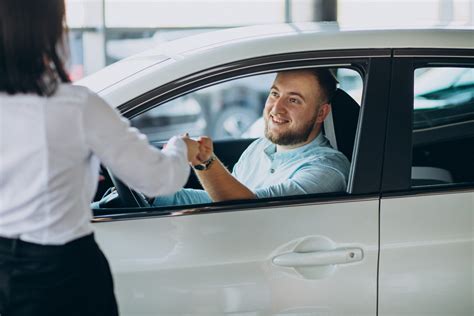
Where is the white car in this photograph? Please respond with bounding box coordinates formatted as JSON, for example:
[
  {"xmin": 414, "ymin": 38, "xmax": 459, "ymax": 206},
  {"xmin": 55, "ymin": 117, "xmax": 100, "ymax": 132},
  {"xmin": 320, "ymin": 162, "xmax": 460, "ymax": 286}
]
[{"xmin": 78, "ymin": 24, "xmax": 474, "ymax": 315}]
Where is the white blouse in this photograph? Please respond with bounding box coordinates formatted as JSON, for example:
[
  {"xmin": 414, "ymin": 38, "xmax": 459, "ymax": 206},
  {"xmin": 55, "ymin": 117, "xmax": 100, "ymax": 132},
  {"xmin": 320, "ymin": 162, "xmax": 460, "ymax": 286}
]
[{"xmin": 0, "ymin": 84, "xmax": 190, "ymax": 245}]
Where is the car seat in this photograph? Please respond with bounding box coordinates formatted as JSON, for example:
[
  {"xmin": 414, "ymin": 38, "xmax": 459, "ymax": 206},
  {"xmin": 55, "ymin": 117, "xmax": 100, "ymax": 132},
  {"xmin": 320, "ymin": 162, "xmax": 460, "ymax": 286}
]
[
  {"xmin": 323, "ymin": 88, "xmax": 360, "ymax": 162},
  {"xmin": 411, "ymin": 166, "xmax": 453, "ymax": 186}
]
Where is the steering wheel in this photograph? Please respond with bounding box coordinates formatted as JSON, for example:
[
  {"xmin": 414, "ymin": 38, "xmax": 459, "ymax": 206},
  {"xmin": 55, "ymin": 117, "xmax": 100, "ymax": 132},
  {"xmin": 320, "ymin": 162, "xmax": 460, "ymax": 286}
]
[{"xmin": 101, "ymin": 167, "xmax": 150, "ymax": 208}]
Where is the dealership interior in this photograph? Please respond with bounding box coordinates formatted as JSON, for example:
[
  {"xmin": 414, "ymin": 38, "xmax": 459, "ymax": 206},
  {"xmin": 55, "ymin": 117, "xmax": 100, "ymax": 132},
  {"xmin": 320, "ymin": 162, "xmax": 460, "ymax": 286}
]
[
  {"xmin": 67, "ymin": 0, "xmax": 473, "ymax": 79},
  {"xmin": 0, "ymin": 1, "xmax": 473, "ymax": 315}
]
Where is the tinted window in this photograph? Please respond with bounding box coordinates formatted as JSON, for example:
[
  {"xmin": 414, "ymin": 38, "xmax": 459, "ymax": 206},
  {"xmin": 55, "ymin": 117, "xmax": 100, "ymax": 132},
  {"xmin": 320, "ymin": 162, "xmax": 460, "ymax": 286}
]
[
  {"xmin": 411, "ymin": 67, "xmax": 474, "ymax": 187},
  {"xmin": 413, "ymin": 67, "xmax": 474, "ymax": 129}
]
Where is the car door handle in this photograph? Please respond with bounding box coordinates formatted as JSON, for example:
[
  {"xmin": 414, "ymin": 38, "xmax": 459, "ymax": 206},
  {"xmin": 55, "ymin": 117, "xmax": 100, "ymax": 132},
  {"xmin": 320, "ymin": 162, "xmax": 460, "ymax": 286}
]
[{"xmin": 272, "ymin": 248, "xmax": 363, "ymax": 267}]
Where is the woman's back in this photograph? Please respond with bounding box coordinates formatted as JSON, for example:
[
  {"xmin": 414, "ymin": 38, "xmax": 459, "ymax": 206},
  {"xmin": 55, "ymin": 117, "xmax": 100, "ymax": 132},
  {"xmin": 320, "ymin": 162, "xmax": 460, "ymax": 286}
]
[
  {"xmin": 0, "ymin": 2, "xmax": 200, "ymax": 314},
  {"xmin": 1, "ymin": 85, "xmax": 102, "ymax": 244},
  {"xmin": 1, "ymin": 84, "xmax": 192, "ymax": 245}
]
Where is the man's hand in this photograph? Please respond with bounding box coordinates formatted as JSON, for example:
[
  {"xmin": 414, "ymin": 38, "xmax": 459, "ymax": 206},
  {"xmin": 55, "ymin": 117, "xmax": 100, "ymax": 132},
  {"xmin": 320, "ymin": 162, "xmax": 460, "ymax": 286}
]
[
  {"xmin": 192, "ymin": 135, "xmax": 256, "ymax": 202},
  {"xmin": 197, "ymin": 136, "xmax": 213, "ymax": 162}
]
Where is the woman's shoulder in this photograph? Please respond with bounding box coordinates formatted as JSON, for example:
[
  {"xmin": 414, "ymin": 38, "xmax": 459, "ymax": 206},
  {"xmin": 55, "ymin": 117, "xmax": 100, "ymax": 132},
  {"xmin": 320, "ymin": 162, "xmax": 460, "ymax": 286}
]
[
  {"xmin": 50, "ymin": 84, "xmax": 112, "ymax": 114},
  {"xmin": 55, "ymin": 84, "xmax": 96, "ymax": 101}
]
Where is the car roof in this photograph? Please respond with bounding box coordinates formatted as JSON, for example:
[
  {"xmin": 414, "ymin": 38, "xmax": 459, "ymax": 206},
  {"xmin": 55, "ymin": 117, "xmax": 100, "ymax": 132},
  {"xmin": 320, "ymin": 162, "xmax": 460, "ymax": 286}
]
[{"xmin": 77, "ymin": 23, "xmax": 474, "ymax": 107}]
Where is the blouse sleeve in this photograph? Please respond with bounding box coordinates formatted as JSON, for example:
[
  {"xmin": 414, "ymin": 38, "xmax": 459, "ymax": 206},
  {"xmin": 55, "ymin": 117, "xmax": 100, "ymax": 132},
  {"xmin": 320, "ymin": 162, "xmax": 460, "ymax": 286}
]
[{"xmin": 81, "ymin": 91, "xmax": 190, "ymax": 197}]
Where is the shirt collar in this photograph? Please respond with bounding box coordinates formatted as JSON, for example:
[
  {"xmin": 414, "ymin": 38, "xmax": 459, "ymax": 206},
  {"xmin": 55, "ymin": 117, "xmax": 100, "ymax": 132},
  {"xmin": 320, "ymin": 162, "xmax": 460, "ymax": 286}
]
[{"xmin": 263, "ymin": 132, "xmax": 327, "ymax": 159}]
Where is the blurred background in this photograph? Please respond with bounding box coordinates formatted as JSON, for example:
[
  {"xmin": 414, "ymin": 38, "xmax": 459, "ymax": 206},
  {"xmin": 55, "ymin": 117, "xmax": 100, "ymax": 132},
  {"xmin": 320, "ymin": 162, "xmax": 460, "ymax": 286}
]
[{"xmin": 65, "ymin": 0, "xmax": 473, "ymax": 80}]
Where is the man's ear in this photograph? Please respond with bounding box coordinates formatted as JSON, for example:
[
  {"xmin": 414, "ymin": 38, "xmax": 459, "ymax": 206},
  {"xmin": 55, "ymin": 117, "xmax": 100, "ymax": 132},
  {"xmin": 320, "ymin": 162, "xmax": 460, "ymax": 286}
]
[{"xmin": 316, "ymin": 103, "xmax": 331, "ymax": 123}]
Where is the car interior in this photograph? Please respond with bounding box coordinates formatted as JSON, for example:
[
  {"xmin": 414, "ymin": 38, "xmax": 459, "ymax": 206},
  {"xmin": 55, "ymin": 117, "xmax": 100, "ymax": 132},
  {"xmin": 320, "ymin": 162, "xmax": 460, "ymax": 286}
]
[
  {"xmin": 322, "ymin": 88, "xmax": 360, "ymax": 162},
  {"xmin": 187, "ymin": 87, "xmax": 361, "ymax": 190},
  {"xmin": 412, "ymin": 134, "xmax": 474, "ymax": 187}
]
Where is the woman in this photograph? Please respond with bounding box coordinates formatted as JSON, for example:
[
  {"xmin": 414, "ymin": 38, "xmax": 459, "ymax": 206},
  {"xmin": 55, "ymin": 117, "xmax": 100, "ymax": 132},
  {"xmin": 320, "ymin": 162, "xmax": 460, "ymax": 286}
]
[{"xmin": 0, "ymin": 1, "xmax": 199, "ymax": 315}]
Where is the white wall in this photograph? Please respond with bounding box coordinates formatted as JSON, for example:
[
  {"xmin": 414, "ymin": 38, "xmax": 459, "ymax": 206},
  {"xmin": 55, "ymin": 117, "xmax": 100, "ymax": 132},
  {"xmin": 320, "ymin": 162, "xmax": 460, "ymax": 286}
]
[{"xmin": 66, "ymin": 0, "xmax": 473, "ymax": 28}]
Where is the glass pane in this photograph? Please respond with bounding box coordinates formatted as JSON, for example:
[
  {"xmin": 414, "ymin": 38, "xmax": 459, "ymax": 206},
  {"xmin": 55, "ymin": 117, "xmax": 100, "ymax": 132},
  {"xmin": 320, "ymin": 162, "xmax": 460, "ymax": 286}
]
[
  {"xmin": 337, "ymin": 68, "xmax": 363, "ymax": 104},
  {"xmin": 411, "ymin": 67, "xmax": 474, "ymax": 188},
  {"xmin": 414, "ymin": 67, "xmax": 474, "ymax": 129}
]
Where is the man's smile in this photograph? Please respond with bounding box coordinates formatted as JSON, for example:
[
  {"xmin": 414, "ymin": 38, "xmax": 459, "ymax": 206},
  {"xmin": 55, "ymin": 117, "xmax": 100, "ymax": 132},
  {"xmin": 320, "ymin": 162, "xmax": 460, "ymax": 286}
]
[{"xmin": 270, "ymin": 114, "xmax": 290, "ymax": 125}]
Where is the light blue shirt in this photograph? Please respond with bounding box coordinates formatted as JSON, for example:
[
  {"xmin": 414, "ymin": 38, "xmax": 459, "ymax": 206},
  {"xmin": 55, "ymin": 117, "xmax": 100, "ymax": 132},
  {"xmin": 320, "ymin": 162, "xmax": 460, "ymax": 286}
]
[{"xmin": 155, "ymin": 133, "xmax": 350, "ymax": 206}]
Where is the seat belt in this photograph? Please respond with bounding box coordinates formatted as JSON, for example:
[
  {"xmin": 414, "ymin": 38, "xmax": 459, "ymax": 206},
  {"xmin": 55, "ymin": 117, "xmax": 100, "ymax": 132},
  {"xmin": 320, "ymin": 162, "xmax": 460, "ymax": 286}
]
[{"xmin": 323, "ymin": 109, "xmax": 338, "ymax": 150}]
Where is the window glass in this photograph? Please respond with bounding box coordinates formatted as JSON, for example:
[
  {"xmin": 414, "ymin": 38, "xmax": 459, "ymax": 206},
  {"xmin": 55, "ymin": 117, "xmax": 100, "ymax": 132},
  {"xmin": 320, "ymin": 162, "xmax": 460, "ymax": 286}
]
[
  {"xmin": 411, "ymin": 67, "xmax": 474, "ymax": 188},
  {"xmin": 413, "ymin": 67, "xmax": 474, "ymax": 129}
]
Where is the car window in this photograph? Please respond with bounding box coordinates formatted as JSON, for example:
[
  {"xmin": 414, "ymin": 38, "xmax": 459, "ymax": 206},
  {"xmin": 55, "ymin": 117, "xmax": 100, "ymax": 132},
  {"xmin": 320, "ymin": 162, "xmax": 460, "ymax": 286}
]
[
  {"xmin": 411, "ymin": 66, "xmax": 474, "ymax": 188},
  {"xmin": 130, "ymin": 96, "xmax": 205, "ymax": 142},
  {"xmin": 130, "ymin": 67, "xmax": 364, "ymax": 208},
  {"xmin": 131, "ymin": 69, "xmax": 363, "ymax": 142},
  {"xmin": 413, "ymin": 67, "xmax": 474, "ymax": 129},
  {"xmin": 130, "ymin": 74, "xmax": 275, "ymax": 142}
]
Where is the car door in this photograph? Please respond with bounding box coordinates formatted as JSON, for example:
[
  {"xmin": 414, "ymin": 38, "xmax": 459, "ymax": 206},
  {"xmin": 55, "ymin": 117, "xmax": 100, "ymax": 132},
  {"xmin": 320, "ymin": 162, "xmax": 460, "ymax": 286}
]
[
  {"xmin": 379, "ymin": 49, "xmax": 474, "ymax": 315},
  {"xmin": 93, "ymin": 53, "xmax": 391, "ymax": 315}
]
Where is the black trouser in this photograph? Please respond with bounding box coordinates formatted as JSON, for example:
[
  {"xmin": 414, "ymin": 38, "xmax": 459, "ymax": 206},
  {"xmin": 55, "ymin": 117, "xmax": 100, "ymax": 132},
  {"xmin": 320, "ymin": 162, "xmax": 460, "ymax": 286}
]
[{"xmin": 0, "ymin": 233, "xmax": 119, "ymax": 316}]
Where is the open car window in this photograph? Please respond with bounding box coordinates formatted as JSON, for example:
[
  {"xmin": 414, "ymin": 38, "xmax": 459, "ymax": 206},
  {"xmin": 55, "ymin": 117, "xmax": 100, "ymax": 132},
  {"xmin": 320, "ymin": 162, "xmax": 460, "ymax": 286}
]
[
  {"xmin": 131, "ymin": 69, "xmax": 363, "ymax": 142},
  {"xmin": 126, "ymin": 67, "xmax": 364, "ymax": 209},
  {"xmin": 130, "ymin": 74, "xmax": 275, "ymax": 142}
]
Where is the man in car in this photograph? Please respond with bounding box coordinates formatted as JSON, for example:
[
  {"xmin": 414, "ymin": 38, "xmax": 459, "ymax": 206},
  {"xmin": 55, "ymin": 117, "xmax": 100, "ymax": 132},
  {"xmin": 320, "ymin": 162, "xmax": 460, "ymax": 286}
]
[{"xmin": 154, "ymin": 69, "xmax": 350, "ymax": 206}]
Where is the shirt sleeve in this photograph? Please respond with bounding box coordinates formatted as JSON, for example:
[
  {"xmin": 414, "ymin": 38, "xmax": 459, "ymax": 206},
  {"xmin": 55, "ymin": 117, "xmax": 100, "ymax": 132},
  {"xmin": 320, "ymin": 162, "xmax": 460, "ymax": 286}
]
[
  {"xmin": 81, "ymin": 91, "xmax": 190, "ymax": 197},
  {"xmin": 153, "ymin": 188, "xmax": 213, "ymax": 207},
  {"xmin": 253, "ymin": 164, "xmax": 347, "ymax": 199}
]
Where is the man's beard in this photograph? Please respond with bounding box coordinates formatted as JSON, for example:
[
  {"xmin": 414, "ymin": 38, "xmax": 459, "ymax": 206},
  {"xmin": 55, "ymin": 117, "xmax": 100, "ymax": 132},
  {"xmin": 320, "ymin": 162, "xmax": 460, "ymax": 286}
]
[{"xmin": 264, "ymin": 114, "xmax": 317, "ymax": 146}]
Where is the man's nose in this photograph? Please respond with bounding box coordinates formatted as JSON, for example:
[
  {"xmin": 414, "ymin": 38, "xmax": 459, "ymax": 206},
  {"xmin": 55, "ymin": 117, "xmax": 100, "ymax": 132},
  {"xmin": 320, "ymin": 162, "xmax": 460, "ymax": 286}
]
[{"xmin": 271, "ymin": 96, "xmax": 287, "ymax": 113}]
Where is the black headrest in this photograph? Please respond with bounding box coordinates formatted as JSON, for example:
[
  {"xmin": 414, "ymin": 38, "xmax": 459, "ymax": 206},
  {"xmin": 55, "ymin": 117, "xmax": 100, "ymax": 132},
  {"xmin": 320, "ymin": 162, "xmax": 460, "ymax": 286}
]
[{"xmin": 328, "ymin": 88, "xmax": 360, "ymax": 161}]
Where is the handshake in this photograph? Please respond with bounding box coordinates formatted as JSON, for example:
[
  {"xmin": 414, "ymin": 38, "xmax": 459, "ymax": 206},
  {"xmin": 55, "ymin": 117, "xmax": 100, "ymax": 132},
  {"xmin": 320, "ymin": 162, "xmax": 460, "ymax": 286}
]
[{"xmin": 180, "ymin": 134, "xmax": 214, "ymax": 168}]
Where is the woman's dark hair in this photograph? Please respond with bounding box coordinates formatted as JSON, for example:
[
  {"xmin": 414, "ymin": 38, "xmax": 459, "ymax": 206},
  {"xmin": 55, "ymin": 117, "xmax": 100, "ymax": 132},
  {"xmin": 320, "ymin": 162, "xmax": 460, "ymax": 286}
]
[{"xmin": 0, "ymin": 0, "xmax": 70, "ymax": 96}]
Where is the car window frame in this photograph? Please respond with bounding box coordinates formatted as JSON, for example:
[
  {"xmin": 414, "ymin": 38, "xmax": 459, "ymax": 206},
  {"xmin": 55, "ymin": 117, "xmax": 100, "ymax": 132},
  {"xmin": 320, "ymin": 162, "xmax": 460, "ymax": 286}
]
[
  {"xmin": 93, "ymin": 49, "xmax": 393, "ymax": 220},
  {"xmin": 381, "ymin": 48, "xmax": 474, "ymax": 197}
]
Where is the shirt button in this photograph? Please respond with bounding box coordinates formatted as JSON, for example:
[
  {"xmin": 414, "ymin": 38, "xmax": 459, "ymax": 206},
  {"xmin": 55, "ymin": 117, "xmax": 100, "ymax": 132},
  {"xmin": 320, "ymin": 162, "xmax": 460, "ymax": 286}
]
[{"xmin": 270, "ymin": 168, "xmax": 275, "ymax": 173}]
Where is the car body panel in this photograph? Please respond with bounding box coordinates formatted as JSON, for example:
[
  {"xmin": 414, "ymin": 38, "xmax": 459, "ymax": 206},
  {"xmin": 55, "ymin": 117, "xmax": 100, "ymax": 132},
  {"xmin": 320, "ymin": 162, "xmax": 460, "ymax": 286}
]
[
  {"xmin": 379, "ymin": 190, "xmax": 474, "ymax": 315},
  {"xmin": 378, "ymin": 52, "xmax": 474, "ymax": 315},
  {"xmin": 95, "ymin": 199, "xmax": 379, "ymax": 315}
]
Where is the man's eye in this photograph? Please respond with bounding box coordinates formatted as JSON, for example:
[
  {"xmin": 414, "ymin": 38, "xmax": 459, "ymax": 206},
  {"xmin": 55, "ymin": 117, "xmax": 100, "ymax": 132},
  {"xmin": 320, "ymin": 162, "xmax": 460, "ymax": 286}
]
[
  {"xmin": 270, "ymin": 91, "xmax": 278, "ymax": 97},
  {"xmin": 289, "ymin": 98, "xmax": 300, "ymax": 104}
]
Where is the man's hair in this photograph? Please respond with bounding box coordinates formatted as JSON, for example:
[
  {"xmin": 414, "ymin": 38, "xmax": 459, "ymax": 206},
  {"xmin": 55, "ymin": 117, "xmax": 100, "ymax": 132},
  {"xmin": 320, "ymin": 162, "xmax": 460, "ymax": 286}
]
[
  {"xmin": 0, "ymin": 0, "xmax": 70, "ymax": 96},
  {"xmin": 312, "ymin": 68, "xmax": 338, "ymax": 104}
]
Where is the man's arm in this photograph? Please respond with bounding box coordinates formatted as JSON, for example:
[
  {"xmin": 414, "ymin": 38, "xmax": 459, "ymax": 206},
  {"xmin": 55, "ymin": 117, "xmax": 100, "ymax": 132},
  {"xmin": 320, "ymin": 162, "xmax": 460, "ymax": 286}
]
[
  {"xmin": 193, "ymin": 137, "xmax": 256, "ymax": 202},
  {"xmin": 253, "ymin": 165, "xmax": 347, "ymax": 198}
]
